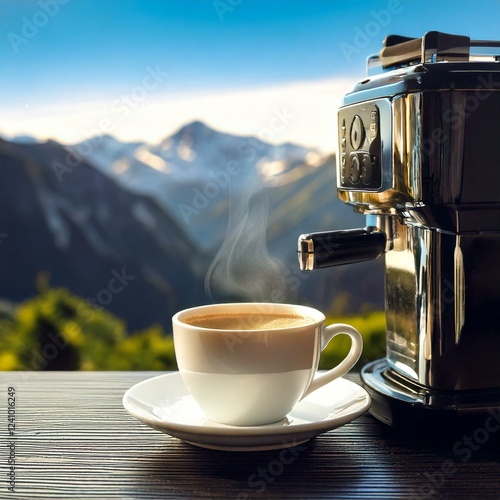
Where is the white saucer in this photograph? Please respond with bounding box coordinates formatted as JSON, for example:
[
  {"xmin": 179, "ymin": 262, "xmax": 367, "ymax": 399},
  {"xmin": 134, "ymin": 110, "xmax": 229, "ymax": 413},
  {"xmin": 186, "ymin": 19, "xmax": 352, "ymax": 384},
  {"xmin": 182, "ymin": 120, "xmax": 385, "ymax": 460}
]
[{"xmin": 123, "ymin": 372, "xmax": 371, "ymax": 452}]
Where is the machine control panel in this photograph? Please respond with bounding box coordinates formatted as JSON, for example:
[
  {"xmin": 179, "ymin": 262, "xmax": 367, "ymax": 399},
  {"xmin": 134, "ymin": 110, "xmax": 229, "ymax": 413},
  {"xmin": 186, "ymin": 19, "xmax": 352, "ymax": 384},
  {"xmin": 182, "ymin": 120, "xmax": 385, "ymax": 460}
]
[{"xmin": 338, "ymin": 103, "xmax": 382, "ymax": 190}]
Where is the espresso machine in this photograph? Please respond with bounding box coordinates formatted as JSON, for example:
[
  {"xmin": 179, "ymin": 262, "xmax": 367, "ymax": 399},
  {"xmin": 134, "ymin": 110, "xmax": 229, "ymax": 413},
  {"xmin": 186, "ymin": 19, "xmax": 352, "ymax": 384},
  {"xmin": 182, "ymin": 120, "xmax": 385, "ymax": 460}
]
[{"xmin": 298, "ymin": 32, "xmax": 500, "ymax": 429}]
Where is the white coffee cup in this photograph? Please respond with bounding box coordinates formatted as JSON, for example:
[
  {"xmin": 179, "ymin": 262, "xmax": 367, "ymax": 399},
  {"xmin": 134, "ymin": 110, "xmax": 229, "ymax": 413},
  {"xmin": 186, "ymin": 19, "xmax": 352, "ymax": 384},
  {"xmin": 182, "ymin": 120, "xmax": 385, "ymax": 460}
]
[{"xmin": 172, "ymin": 302, "xmax": 363, "ymax": 426}]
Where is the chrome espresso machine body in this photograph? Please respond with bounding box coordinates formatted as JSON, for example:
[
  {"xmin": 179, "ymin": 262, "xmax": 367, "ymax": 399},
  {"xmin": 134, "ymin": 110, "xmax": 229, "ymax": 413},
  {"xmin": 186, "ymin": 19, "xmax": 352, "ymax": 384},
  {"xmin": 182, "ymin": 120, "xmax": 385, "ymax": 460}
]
[{"xmin": 298, "ymin": 32, "xmax": 500, "ymax": 429}]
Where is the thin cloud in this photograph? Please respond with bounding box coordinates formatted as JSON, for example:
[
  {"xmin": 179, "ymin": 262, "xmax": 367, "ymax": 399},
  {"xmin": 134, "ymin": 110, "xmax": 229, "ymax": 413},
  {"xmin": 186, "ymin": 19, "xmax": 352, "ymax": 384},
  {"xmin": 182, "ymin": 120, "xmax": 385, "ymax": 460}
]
[{"xmin": 0, "ymin": 77, "xmax": 356, "ymax": 152}]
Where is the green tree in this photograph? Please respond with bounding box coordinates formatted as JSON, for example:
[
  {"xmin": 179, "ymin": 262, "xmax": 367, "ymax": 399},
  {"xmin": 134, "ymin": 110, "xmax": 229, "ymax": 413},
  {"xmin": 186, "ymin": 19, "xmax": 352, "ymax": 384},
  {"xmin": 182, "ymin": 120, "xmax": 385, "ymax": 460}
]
[
  {"xmin": 0, "ymin": 286, "xmax": 385, "ymax": 372},
  {"xmin": 0, "ymin": 287, "xmax": 177, "ymax": 371}
]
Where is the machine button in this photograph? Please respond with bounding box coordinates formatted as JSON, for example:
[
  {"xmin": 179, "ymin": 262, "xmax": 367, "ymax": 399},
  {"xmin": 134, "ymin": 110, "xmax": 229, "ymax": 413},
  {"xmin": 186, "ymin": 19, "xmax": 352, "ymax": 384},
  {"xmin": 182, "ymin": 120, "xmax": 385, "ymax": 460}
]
[
  {"xmin": 349, "ymin": 154, "xmax": 361, "ymax": 184},
  {"xmin": 341, "ymin": 154, "xmax": 346, "ymax": 184},
  {"xmin": 369, "ymin": 110, "xmax": 378, "ymax": 141},
  {"xmin": 341, "ymin": 137, "xmax": 347, "ymax": 151},
  {"xmin": 361, "ymin": 154, "xmax": 373, "ymax": 184}
]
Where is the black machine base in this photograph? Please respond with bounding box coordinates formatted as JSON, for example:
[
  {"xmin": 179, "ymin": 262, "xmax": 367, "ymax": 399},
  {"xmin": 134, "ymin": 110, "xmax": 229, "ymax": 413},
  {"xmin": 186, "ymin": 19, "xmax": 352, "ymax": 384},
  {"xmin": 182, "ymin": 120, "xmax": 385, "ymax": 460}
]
[{"xmin": 361, "ymin": 359, "xmax": 500, "ymax": 435}]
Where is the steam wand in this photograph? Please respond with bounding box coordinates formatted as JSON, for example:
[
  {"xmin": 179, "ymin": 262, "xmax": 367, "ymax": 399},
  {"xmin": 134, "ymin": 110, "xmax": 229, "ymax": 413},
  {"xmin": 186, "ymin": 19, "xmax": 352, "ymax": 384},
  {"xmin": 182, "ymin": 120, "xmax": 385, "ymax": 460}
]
[{"xmin": 297, "ymin": 216, "xmax": 388, "ymax": 271}]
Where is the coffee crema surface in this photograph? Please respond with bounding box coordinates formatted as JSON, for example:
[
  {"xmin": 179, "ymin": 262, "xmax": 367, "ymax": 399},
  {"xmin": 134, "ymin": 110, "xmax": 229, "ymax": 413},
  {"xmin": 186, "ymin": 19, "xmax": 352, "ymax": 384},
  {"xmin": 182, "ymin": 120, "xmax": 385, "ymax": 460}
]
[{"xmin": 183, "ymin": 313, "xmax": 314, "ymax": 331}]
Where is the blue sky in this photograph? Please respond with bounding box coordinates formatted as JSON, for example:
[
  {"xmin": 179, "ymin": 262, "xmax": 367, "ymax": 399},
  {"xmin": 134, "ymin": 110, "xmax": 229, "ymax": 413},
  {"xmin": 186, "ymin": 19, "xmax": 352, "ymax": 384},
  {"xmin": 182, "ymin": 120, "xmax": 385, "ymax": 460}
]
[{"xmin": 1, "ymin": 0, "xmax": 499, "ymax": 150}]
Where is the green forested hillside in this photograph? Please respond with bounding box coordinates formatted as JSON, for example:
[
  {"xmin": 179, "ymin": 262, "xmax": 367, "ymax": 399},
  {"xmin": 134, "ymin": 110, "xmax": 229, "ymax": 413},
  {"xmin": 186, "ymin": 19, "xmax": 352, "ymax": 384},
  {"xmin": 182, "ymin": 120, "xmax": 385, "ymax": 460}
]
[{"xmin": 0, "ymin": 287, "xmax": 385, "ymax": 371}]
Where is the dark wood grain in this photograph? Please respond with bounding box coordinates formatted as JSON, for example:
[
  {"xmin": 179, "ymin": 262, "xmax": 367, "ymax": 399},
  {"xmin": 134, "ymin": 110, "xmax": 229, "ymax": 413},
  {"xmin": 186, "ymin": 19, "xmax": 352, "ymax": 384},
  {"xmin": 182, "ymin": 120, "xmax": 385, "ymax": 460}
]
[{"xmin": 1, "ymin": 372, "xmax": 499, "ymax": 499}]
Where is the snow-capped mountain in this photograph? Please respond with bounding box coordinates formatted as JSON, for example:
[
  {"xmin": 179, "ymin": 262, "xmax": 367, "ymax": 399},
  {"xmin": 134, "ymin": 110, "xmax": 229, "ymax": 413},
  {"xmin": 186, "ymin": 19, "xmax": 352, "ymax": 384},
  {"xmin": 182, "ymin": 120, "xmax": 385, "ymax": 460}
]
[
  {"xmin": 0, "ymin": 123, "xmax": 384, "ymax": 330},
  {"xmin": 67, "ymin": 121, "xmax": 337, "ymax": 249},
  {"xmin": 70, "ymin": 121, "xmax": 314, "ymax": 189},
  {"xmin": 68, "ymin": 121, "xmax": 384, "ymax": 310},
  {"xmin": 68, "ymin": 134, "xmax": 144, "ymax": 177}
]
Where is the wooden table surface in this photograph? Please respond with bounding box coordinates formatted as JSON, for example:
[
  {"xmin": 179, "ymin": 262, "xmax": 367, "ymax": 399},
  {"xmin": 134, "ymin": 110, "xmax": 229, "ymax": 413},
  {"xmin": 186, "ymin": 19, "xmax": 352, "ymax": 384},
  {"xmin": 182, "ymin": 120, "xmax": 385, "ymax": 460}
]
[{"xmin": 1, "ymin": 371, "xmax": 499, "ymax": 499}]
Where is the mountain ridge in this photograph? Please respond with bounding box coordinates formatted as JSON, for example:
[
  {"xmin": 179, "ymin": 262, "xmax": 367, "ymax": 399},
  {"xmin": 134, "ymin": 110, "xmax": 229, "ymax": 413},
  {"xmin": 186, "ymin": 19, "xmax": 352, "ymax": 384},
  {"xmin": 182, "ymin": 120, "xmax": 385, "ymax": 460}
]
[
  {"xmin": 0, "ymin": 122, "xmax": 384, "ymax": 330},
  {"xmin": 0, "ymin": 138, "xmax": 206, "ymax": 330}
]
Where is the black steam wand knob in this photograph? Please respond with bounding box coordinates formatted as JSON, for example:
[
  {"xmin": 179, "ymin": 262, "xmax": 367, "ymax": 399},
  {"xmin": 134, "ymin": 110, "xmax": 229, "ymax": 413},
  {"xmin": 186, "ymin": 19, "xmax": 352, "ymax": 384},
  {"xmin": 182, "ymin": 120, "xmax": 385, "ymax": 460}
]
[{"xmin": 298, "ymin": 228, "xmax": 386, "ymax": 271}]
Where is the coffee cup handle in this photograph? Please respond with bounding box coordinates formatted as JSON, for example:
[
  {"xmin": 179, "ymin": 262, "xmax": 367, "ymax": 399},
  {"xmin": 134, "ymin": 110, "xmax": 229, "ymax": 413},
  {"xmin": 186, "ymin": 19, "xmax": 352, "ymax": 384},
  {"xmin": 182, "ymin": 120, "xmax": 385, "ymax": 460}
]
[{"xmin": 301, "ymin": 324, "xmax": 363, "ymax": 399}]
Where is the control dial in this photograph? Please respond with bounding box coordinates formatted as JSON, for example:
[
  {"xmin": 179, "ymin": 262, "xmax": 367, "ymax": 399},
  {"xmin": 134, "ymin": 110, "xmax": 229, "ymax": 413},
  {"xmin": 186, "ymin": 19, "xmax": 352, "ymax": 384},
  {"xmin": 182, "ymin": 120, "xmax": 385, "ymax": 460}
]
[{"xmin": 350, "ymin": 115, "xmax": 365, "ymax": 150}]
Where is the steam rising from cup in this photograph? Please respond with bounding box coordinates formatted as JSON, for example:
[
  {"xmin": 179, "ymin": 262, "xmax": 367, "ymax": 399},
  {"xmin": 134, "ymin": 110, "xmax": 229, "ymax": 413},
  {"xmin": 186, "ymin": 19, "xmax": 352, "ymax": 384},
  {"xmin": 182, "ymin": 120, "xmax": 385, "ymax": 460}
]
[{"xmin": 204, "ymin": 172, "xmax": 288, "ymax": 303}]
